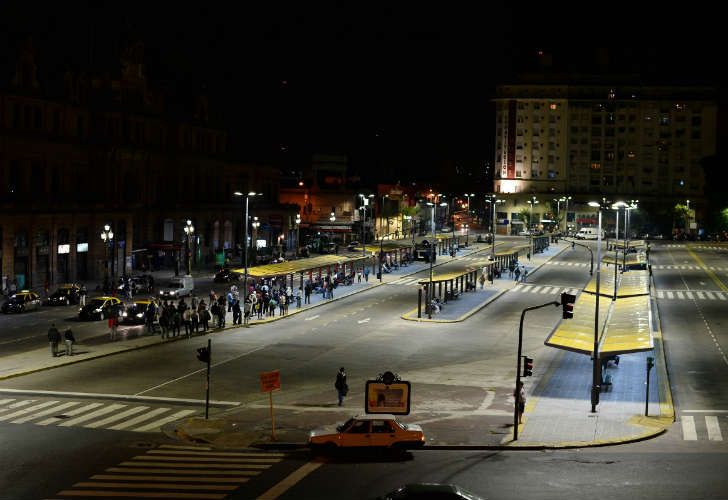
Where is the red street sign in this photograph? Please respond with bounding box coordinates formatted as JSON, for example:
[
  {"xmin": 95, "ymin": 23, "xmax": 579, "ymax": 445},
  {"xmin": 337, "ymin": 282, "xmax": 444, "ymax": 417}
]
[{"xmin": 260, "ymin": 370, "xmax": 281, "ymax": 393}]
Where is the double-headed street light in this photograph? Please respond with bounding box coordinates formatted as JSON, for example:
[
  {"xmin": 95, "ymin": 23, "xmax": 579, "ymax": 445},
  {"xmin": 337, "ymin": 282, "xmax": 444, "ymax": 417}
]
[
  {"xmin": 463, "ymin": 224, "xmax": 469, "ymax": 247},
  {"xmin": 183, "ymin": 220, "xmax": 195, "ymax": 276},
  {"xmin": 234, "ymin": 191, "xmax": 262, "ymax": 293},
  {"xmin": 588, "ymin": 199, "xmax": 608, "ymax": 412},
  {"xmin": 611, "ymin": 201, "xmax": 628, "ymax": 300},
  {"xmin": 426, "ymin": 201, "xmax": 448, "ymax": 319},
  {"xmin": 557, "ymin": 196, "xmax": 572, "ymax": 234},
  {"xmin": 358, "ymin": 194, "xmax": 374, "ymax": 257},
  {"xmin": 624, "ymin": 200, "xmax": 638, "ymax": 270},
  {"xmin": 100, "ymin": 224, "xmax": 114, "ymax": 292}
]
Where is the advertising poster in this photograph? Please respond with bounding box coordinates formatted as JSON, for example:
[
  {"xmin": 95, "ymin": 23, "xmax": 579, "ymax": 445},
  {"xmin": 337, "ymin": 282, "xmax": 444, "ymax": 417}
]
[{"xmin": 365, "ymin": 381, "xmax": 411, "ymax": 415}]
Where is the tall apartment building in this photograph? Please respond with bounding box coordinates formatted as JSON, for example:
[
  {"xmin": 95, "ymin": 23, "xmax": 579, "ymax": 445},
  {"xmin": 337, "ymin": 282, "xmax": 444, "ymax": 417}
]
[{"xmin": 492, "ymin": 83, "xmax": 716, "ymax": 234}]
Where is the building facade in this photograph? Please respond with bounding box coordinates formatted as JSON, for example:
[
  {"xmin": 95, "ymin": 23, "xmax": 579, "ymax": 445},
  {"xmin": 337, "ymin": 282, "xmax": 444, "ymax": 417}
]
[
  {"xmin": 492, "ymin": 83, "xmax": 717, "ymax": 234},
  {"xmin": 0, "ymin": 41, "xmax": 287, "ymax": 291}
]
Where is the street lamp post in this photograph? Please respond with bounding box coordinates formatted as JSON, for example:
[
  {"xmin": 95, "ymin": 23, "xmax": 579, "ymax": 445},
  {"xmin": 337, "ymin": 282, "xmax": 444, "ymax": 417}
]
[
  {"xmin": 329, "ymin": 212, "xmax": 336, "ymax": 252},
  {"xmin": 100, "ymin": 224, "xmax": 114, "ymax": 293},
  {"xmin": 464, "ymin": 224, "xmax": 469, "ymax": 247},
  {"xmin": 295, "ymin": 213, "xmax": 301, "ymax": 258},
  {"xmin": 183, "ymin": 220, "xmax": 195, "ymax": 276},
  {"xmin": 486, "ymin": 195, "xmax": 505, "ymax": 259},
  {"xmin": 426, "ymin": 202, "xmax": 447, "ymax": 319},
  {"xmin": 611, "ymin": 202, "xmax": 627, "ymax": 300},
  {"xmin": 235, "ymin": 191, "xmax": 261, "ymax": 294},
  {"xmin": 624, "ymin": 200, "xmax": 638, "ymax": 271},
  {"xmin": 588, "ymin": 200, "xmax": 606, "ymax": 412},
  {"xmin": 527, "ymin": 196, "xmax": 539, "ymax": 256}
]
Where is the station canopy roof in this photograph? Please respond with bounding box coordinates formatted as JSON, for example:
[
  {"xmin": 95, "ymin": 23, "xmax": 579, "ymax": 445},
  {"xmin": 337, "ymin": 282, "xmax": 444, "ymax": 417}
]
[
  {"xmin": 583, "ymin": 269, "xmax": 650, "ymax": 298},
  {"xmin": 231, "ymin": 254, "xmax": 370, "ymax": 278}
]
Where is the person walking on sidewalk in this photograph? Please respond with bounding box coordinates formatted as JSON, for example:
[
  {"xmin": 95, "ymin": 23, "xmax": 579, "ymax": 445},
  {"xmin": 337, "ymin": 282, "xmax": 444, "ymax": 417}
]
[
  {"xmin": 64, "ymin": 327, "xmax": 75, "ymax": 356},
  {"xmin": 364, "ymin": 267, "xmax": 370, "ymax": 283},
  {"xmin": 508, "ymin": 262, "xmax": 515, "ymax": 278},
  {"xmin": 515, "ymin": 381, "xmax": 526, "ymax": 424},
  {"xmin": 521, "ymin": 267, "xmax": 528, "ymax": 283},
  {"xmin": 514, "ymin": 266, "xmax": 521, "ymax": 282},
  {"xmin": 335, "ymin": 367, "xmax": 348, "ymax": 406},
  {"xmin": 304, "ymin": 283, "xmax": 312, "ymax": 305},
  {"xmin": 182, "ymin": 307, "xmax": 193, "ymax": 337},
  {"xmin": 48, "ymin": 323, "xmax": 61, "ymax": 357}
]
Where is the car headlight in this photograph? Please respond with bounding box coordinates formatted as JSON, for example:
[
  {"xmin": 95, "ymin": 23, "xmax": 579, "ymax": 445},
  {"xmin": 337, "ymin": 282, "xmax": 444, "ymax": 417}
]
[
  {"xmin": 94, "ymin": 308, "xmax": 102, "ymax": 313},
  {"xmin": 170, "ymin": 291, "xmax": 177, "ymax": 295},
  {"xmin": 121, "ymin": 312, "xmax": 128, "ymax": 317},
  {"xmin": 159, "ymin": 291, "xmax": 164, "ymax": 295},
  {"xmin": 136, "ymin": 312, "xmax": 144, "ymax": 318},
  {"xmin": 79, "ymin": 307, "xmax": 83, "ymax": 312}
]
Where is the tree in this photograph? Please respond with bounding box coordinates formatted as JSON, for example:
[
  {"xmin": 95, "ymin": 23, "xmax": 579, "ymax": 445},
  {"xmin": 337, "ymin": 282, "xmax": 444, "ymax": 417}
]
[
  {"xmin": 518, "ymin": 207, "xmax": 531, "ymax": 227},
  {"xmin": 672, "ymin": 203, "xmax": 691, "ymax": 232}
]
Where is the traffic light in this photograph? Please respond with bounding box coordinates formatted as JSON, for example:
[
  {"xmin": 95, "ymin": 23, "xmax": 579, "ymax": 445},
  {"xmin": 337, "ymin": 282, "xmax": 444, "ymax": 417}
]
[
  {"xmin": 196, "ymin": 347, "xmax": 210, "ymax": 363},
  {"xmin": 561, "ymin": 292, "xmax": 576, "ymax": 319},
  {"xmin": 522, "ymin": 356, "xmax": 534, "ymax": 377},
  {"xmin": 647, "ymin": 356, "xmax": 654, "ymax": 370}
]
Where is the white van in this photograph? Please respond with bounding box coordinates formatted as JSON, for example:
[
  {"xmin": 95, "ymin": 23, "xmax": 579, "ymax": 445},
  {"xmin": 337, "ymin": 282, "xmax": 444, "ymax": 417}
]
[{"xmin": 575, "ymin": 227, "xmax": 603, "ymax": 240}]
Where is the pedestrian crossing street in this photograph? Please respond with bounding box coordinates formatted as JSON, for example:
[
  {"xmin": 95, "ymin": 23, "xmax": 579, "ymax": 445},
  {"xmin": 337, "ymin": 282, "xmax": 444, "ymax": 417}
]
[
  {"xmin": 655, "ymin": 290, "xmax": 728, "ymax": 301},
  {"xmin": 652, "ymin": 264, "xmax": 728, "ymax": 271},
  {"xmin": 681, "ymin": 414, "xmax": 727, "ymax": 442},
  {"xmin": 52, "ymin": 444, "xmax": 287, "ymax": 499},
  {"xmin": 0, "ymin": 396, "xmax": 198, "ymax": 433}
]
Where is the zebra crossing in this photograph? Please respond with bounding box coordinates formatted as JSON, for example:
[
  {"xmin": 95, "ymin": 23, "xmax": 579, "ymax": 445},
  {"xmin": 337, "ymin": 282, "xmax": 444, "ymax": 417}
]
[
  {"xmin": 680, "ymin": 414, "xmax": 727, "ymax": 441},
  {"xmin": 652, "ymin": 264, "xmax": 728, "ymax": 271},
  {"xmin": 663, "ymin": 244, "xmax": 728, "ymax": 251},
  {"xmin": 53, "ymin": 444, "xmax": 287, "ymax": 499},
  {"xmin": 388, "ymin": 276, "xmax": 426, "ymax": 286},
  {"xmin": 0, "ymin": 397, "xmax": 198, "ymax": 433},
  {"xmin": 543, "ymin": 261, "xmax": 590, "ymax": 267},
  {"xmin": 655, "ymin": 290, "xmax": 728, "ymax": 301},
  {"xmin": 514, "ymin": 284, "xmax": 580, "ymax": 296}
]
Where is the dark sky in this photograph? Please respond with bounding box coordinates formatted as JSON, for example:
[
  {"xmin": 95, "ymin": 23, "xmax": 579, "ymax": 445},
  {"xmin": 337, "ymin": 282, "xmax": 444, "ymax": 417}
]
[{"xmin": 1, "ymin": 3, "xmax": 724, "ymax": 184}]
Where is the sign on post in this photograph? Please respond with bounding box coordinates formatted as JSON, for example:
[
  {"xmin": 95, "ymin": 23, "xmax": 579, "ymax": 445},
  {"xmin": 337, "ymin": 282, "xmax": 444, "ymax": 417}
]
[
  {"xmin": 260, "ymin": 370, "xmax": 280, "ymax": 441},
  {"xmin": 260, "ymin": 370, "xmax": 281, "ymax": 393},
  {"xmin": 365, "ymin": 381, "xmax": 411, "ymax": 414}
]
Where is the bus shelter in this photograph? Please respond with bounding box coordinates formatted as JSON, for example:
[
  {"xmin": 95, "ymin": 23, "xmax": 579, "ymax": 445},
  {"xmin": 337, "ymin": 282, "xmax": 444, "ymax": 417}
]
[
  {"xmin": 414, "ymin": 264, "xmax": 496, "ymax": 318},
  {"xmin": 231, "ymin": 254, "xmax": 372, "ymax": 294},
  {"xmin": 434, "ymin": 234, "xmax": 464, "ymax": 255},
  {"xmin": 347, "ymin": 241, "xmax": 415, "ymax": 268}
]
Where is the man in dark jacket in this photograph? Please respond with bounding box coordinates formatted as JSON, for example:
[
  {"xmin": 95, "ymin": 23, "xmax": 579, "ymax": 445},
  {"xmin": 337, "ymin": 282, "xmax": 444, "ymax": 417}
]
[
  {"xmin": 335, "ymin": 367, "xmax": 348, "ymax": 406},
  {"xmin": 48, "ymin": 323, "xmax": 61, "ymax": 357},
  {"xmin": 64, "ymin": 328, "xmax": 76, "ymax": 356}
]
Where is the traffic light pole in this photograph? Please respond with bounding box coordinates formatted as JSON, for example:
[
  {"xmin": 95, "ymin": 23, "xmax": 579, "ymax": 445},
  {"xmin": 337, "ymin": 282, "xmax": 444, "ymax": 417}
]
[
  {"xmin": 514, "ymin": 301, "xmax": 559, "ymax": 440},
  {"xmin": 205, "ymin": 339, "xmax": 211, "ymax": 419}
]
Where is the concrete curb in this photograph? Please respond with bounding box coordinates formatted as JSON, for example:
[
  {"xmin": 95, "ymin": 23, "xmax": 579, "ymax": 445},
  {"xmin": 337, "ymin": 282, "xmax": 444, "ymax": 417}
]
[{"xmin": 650, "ymin": 274, "xmax": 676, "ymax": 422}]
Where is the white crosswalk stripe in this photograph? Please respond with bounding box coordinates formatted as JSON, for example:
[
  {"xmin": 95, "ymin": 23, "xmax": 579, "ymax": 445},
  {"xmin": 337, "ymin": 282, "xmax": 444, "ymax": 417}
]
[
  {"xmin": 655, "ymin": 290, "xmax": 728, "ymax": 301},
  {"xmin": 681, "ymin": 415, "xmax": 726, "ymax": 441},
  {"xmin": 0, "ymin": 396, "xmax": 202, "ymax": 433},
  {"xmin": 706, "ymin": 416, "xmax": 723, "ymax": 441},
  {"xmin": 682, "ymin": 416, "xmax": 698, "ymax": 440}
]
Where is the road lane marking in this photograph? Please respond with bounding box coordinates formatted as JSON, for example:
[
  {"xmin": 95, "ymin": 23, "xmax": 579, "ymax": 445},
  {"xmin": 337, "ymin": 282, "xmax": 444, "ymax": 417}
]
[
  {"xmin": 696, "ymin": 292, "xmax": 706, "ymax": 300},
  {"xmin": 531, "ymin": 286, "xmax": 543, "ymax": 294},
  {"xmin": 73, "ymin": 482, "xmax": 237, "ymax": 491},
  {"xmin": 705, "ymin": 292, "xmax": 716, "ymax": 300},
  {"xmin": 357, "ymin": 318, "xmax": 370, "ymax": 324},
  {"xmin": 657, "ymin": 291, "xmax": 665, "ymax": 299},
  {"xmin": 132, "ymin": 456, "xmax": 280, "ymax": 463},
  {"xmin": 11, "ymin": 401, "xmax": 80, "ymax": 423},
  {"xmin": 681, "ymin": 415, "xmax": 697, "ymax": 440},
  {"xmin": 1, "ymin": 400, "xmax": 36, "ymax": 410},
  {"xmin": 676, "ymin": 291, "xmax": 685, "ymax": 299},
  {"xmin": 0, "ymin": 400, "xmax": 60, "ymax": 422},
  {"xmin": 0, "ymin": 389, "xmax": 240, "ymax": 407},
  {"xmin": 58, "ymin": 404, "xmax": 127, "ymax": 427},
  {"xmin": 119, "ymin": 462, "xmax": 269, "ymax": 469},
  {"xmin": 85, "ymin": 406, "xmax": 150, "ymax": 428},
  {"xmin": 706, "ymin": 416, "xmax": 723, "ymax": 441},
  {"xmin": 257, "ymin": 461, "xmax": 324, "ymax": 500},
  {"xmin": 685, "ymin": 292, "xmax": 695, "ymax": 299},
  {"xmin": 108, "ymin": 407, "xmax": 169, "ymax": 430},
  {"xmin": 107, "ymin": 467, "xmax": 261, "ymax": 475},
  {"xmin": 133, "ymin": 409, "xmax": 197, "ymax": 432},
  {"xmin": 147, "ymin": 450, "xmax": 286, "ymax": 457},
  {"xmin": 37, "ymin": 402, "xmax": 103, "ymax": 425},
  {"xmin": 304, "ymin": 315, "xmax": 320, "ymax": 321},
  {"xmin": 90, "ymin": 474, "xmax": 249, "ymax": 483},
  {"xmin": 686, "ymin": 246, "xmax": 728, "ymax": 291}
]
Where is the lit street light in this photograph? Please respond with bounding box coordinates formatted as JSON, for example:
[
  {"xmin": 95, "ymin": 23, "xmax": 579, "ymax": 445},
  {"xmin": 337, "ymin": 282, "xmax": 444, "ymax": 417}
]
[
  {"xmin": 234, "ymin": 191, "xmax": 262, "ymax": 294},
  {"xmin": 486, "ymin": 195, "xmax": 505, "ymax": 259},
  {"xmin": 183, "ymin": 219, "xmax": 195, "ymax": 276},
  {"xmin": 100, "ymin": 224, "xmax": 114, "ymax": 293},
  {"xmin": 295, "ymin": 213, "xmax": 301, "ymax": 258},
  {"xmin": 426, "ymin": 201, "xmax": 447, "ymax": 319},
  {"xmin": 611, "ymin": 201, "xmax": 627, "ymax": 300},
  {"xmin": 588, "ymin": 199, "xmax": 607, "ymax": 412},
  {"xmin": 527, "ymin": 196, "xmax": 539, "ymax": 256}
]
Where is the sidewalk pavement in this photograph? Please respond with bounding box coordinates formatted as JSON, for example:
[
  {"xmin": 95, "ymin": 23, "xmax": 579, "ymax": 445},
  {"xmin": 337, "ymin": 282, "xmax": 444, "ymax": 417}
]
[{"xmin": 0, "ymin": 241, "xmax": 490, "ymax": 381}]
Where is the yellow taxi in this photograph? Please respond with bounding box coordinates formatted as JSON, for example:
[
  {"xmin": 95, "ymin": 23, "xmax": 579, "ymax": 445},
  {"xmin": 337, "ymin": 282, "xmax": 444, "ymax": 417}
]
[
  {"xmin": 1, "ymin": 290, "xmax": 42, "ymax": 313},
  {"xmin": 308, "ymin": 414, "xmax": 425, "ymax": 449},
  {"xmin": 78, "ymin": 296, "xmax": 122, "ymax": 321}
]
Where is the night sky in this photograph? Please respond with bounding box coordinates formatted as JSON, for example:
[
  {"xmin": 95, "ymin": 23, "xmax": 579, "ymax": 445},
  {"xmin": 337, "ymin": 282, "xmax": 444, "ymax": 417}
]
[{"xmin": 1, "ymin": 3, "xmax": 724, "ymax": 185}]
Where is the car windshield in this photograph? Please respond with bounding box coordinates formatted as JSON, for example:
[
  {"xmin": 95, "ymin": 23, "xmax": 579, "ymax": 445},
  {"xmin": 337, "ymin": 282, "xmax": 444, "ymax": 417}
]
[
  {"xmin": 337, "ymin": 418, "xmax": 356, "ymax": 432},
  {"xmin": 89, "ymin": 299, "xmax": 106, "ymax": 307},
  {"xmin": 167, "ymin": 282, "xmax": 183, "ymax": 289}
]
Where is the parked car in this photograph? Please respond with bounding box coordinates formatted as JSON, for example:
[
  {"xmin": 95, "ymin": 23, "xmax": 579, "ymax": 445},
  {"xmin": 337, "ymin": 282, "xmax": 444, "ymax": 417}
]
[
  {"xmin": 213, "ymin": 268, "xmax": 241, "ymax": 283},
  {"xmin": 309, "ymin": 414, "xmax": 425, "ymax": 449},
  {"xmin": 158, "ymin": 276, "xmax": 194, "ymax": 299},
  {"xmin": 117, "ymin": 275, "xmax": 153, "ymax": 295},
  {"xmin": 121, "ymin": 299, "xmax": 153, "ymax": 324},
  {"xmin": 379, "ymin": 484, "xmax": 483, "ymax": 500},
  {"xmin": 45, "ymin": 284, "xmax": 81, "ymax": 306},
  {"xmin": 2, "ymin": 291, "xmax": 42, "ymax": 314},
  {"xmin": 78, "ymin": 296, "xmax": 123, "ymax": 321}
]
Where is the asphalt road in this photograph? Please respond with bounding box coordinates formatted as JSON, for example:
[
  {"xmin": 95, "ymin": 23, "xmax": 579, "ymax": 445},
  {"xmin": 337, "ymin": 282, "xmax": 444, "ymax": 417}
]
[{"xmin": 650, "ymin": 243, "xmax": 728, "ymax": 433}]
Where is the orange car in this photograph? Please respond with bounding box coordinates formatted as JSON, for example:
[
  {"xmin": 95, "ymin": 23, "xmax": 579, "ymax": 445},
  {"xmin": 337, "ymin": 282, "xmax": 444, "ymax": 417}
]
[{"xmin": 308, "ymin": 414, "xmax": 425, "ymax": 449}]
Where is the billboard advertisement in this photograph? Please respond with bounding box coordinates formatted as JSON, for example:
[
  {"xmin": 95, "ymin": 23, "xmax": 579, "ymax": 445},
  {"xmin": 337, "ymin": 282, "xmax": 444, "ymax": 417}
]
[{"xmin": 365, "ymin": 380, "xmax": 411, "ymax": 415}]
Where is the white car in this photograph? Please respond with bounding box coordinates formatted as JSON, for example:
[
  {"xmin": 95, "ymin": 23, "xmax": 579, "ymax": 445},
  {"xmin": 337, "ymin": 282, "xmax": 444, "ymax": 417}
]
[{"xmin": 159, "ymin": 276, "xmax": 194, "ymax": 298}]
